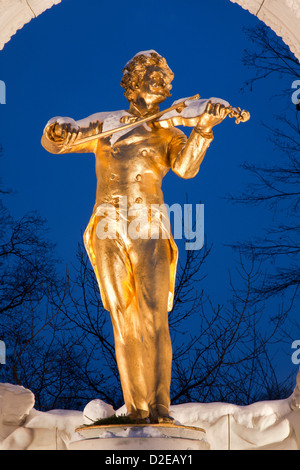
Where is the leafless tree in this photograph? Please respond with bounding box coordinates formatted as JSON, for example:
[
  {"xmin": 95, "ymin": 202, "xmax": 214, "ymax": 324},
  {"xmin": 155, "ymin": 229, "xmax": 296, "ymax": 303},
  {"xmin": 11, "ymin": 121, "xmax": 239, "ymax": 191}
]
[
  {"xmin": 0, "ymin": 169, "xmax": 96, "ymax": 409},
  {"xmin": 242, "ymin": 24, "xmax": 300, "ymax": 92},
  {"xmin": 222, "ymin": 26, "xmax": 300, "ymax": 398},
  {"xmin": 227, "ymin": 25, "xmax": 300, "ymax": 306}
]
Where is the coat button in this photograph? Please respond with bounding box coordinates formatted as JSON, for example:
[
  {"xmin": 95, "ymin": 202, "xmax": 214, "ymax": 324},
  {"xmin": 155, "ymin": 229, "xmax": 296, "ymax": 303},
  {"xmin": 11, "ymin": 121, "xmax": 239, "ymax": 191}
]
[
  {"xmin": 141, "ymin": 149, "xmax": 148, "ymax": 156},
  {"xmin": 135, "ymin": 197, "xmax": 143, "ymax": 203},
  {"xmin": 136, "ymin": 174, "xmax": 142, "ymax": 181}
]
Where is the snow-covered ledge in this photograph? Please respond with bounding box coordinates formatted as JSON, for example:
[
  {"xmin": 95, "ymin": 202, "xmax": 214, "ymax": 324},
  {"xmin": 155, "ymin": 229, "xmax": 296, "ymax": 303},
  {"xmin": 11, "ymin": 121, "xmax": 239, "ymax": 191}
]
[{"xmin": 0, "ymin": 369, "xmax": 299, "ymax": 450}]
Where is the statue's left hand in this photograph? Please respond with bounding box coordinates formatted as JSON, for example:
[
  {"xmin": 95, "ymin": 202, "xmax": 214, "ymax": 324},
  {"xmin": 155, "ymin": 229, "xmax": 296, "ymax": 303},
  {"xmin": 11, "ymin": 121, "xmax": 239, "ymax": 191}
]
[{"xmin": 196, "ymin": 101, "xmax": 228, "ymax": 133}]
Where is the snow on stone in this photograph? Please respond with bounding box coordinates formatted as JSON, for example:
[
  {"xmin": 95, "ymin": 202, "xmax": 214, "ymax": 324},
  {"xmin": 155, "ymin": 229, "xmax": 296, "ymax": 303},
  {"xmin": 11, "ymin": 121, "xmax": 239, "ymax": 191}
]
[
  {"xmin": 0, "ymin": 382, "xmax": 35, "ymax": 425},
  {"xmin": 82, "ymin": 399, "xmax": 115, "ymax": 425},
  {"xmin": 0, "ymin": 375, "xmax": 300, "ymax": 449},
  {"xmin": 24, "ymin": 408, "xmax": 83, "ymax": 436}
]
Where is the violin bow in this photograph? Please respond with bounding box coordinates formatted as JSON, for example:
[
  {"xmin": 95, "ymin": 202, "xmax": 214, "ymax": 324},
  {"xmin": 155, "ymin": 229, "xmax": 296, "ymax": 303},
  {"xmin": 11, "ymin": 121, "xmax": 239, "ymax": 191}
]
[
  {"xmin": 63, "ymin": 94, "xmax": 200, "ymax": 149},
  {"xmin": 61, "ymin": 95, "xmax": 250, "ymax": 150}
]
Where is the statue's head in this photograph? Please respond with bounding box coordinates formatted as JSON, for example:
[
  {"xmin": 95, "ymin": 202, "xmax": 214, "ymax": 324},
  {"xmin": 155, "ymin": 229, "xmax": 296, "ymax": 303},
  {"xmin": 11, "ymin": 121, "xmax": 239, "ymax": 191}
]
[{"xmin": 120, "ymin": 50, "xmax": 174, "ymax": 108}]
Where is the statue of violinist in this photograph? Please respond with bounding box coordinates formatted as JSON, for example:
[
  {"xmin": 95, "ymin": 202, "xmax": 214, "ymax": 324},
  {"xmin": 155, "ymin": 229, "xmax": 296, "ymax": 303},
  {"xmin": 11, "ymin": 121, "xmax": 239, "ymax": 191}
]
[{"xmin": 41, "ymin": 50, "xmax": 249, "ymax": 423}]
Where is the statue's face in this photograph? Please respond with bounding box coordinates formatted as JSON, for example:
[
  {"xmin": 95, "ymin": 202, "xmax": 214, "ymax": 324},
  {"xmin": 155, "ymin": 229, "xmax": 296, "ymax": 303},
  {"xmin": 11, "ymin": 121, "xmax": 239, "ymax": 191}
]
[{"xmin": 134, "ymin": 65, "xmax": 171, "ymax": 108}]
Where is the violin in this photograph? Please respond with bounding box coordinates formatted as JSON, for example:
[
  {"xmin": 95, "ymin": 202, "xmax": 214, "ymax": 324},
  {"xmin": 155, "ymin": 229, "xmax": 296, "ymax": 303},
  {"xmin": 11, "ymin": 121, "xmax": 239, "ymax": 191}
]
[{"xmin": 64, "ymin": 94, "xmax": 250, "ymax": 149}]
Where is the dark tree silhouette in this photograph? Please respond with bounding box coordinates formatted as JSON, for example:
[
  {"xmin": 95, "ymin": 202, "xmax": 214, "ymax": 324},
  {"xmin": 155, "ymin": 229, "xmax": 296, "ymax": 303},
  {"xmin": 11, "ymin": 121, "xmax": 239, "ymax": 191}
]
[
  {"xmin": 228, "ymin": 25, "xmax": 300, "ymax": 303},
  {"xmin": 226, "ymin": 25, "xmax": 300, "ymax": 389}
]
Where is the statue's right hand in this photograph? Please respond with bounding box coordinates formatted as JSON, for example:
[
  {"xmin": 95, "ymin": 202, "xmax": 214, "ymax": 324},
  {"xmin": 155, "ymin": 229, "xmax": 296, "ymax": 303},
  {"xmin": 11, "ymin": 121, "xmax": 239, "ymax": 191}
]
[
  {"xmin": 51, "ymin": 122, "xmax": 67, "ymax": 139},
  {"xmin": 46, "ymin": 121, "xmax": 80, "ymax": 145}
]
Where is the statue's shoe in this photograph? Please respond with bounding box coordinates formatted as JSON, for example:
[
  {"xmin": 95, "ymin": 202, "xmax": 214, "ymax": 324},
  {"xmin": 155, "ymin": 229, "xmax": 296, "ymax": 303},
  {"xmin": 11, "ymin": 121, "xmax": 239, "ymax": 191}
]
[
  {"xmin": 150, "ymin": 404, "xmax": 175, "ymax": 424},
  {"xmin": 157, "ymin": 414, "xmax": 175, "ymax": 424},
  {"xmin": 127, "ymin": 409, "xmax": 149, "ymax": 423}
]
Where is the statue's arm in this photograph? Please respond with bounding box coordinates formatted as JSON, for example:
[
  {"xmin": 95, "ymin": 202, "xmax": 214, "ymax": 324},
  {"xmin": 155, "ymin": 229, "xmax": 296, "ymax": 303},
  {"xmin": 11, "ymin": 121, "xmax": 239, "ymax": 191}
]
[
  {"xmin": 169, "ymin": 127, "xmax": 214, "ymax": 179},
  {"xmin": 41, "ymin": 115, "xmax": 103, "ymax": 155},
  {"xmin": 169, "ymin": 101, "xmax": 227, "ymax": 179}
]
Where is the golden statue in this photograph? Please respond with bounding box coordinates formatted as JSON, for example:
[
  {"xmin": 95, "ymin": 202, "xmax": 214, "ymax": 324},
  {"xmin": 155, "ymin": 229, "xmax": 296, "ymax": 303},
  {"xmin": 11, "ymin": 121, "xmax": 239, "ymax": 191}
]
[{"xmin": 41, "ymin": 50, "xmax": 249, "ymax": 423}]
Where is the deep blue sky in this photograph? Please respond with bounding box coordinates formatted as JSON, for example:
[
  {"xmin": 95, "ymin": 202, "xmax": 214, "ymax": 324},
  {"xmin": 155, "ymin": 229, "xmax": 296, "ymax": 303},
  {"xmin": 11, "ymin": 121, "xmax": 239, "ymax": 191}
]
[{"xmin": 0, "ymin": 0, "xmax": 297, "ymax": 383}]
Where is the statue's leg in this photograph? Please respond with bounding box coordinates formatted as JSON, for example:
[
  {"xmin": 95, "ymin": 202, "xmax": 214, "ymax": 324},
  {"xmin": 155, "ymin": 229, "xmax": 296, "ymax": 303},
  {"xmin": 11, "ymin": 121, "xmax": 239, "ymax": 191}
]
[
  {"xmin": 92, "ymin": 233, "xmax": 149, "ymax": 419},
  {"xmin": 131, "ymin": 238, "xmax": 173, "ymax": 422}
]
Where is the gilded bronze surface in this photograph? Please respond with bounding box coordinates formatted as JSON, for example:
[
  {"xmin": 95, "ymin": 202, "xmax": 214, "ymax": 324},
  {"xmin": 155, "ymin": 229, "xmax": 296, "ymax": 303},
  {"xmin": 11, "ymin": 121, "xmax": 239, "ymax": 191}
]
[{"xmin": 41, "ymin": 51, "xmax": 249, "ymax": 423}]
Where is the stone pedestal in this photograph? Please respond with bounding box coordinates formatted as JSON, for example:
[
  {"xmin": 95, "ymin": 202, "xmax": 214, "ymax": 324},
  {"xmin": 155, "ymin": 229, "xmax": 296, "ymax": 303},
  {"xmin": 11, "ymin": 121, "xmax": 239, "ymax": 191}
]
[{"xmin": 69, "ymin": 423, "xmax": 210, "ymax": 450}]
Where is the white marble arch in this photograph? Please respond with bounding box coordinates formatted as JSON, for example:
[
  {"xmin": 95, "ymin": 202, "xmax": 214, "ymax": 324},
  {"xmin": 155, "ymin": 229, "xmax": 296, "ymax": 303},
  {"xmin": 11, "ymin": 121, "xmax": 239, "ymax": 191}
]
[
  {"xmin": 230, "ymin": 0, "xmax": 300, "ymax": 61},
  {"xmin": 0, "ymin": 0, "xmax": 62, "ymax": 51},
  {"xmin": 0, "ymin": 1, "xmax": 299, "ymax": 61}
]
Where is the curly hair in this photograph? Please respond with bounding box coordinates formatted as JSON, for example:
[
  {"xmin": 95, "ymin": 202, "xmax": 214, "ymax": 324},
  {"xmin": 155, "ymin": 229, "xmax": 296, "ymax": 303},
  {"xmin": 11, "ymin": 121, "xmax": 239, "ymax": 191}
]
[{"xmin": 120, "ymin": 50, "xmax": 174, "ymax": 102}]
